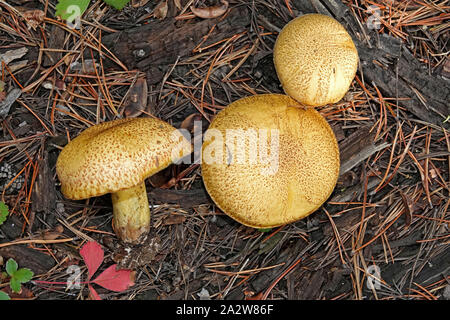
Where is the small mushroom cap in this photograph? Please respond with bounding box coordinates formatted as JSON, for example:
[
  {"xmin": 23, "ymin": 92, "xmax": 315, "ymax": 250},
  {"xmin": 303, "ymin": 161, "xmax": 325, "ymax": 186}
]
[
  {"xmin": 201, "ymin": 94, "xmax": 340, "ymax": 228},
  {"xmin": 56, "ymin": 118, "xmax": 192, "ymax": 200},
  {"xmin": 273, "ymin": 13, "xmax": 358, "ymax": 107}
]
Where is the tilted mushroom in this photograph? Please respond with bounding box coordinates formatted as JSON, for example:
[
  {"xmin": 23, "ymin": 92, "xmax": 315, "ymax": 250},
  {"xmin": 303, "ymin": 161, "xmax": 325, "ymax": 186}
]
[
  {"xmin": 273, "ymin": 13, "xmax": 358, "ymax": 107},
  {"xmin": 56, "ymin": 118, "xmax": 192, "ymax": 243},
  {"xmin": 201, "ymin": 94, "xmax": 340, "ymax": 228}
]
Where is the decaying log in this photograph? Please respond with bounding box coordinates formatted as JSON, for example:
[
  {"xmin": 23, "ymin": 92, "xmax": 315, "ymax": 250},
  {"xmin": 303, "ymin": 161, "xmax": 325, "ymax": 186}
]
[
  {"xmin": 0, "ymin": 214, "xmax": 57, "ymax": 274},
  {"xmin": 0, "ymin": 245, "xmax": 55, "ymax": 275},
  {"xmin": 102, "ymin": 7, "xmax": 250, "ymax": 84},
  {"xmin": 148, "ymin": 188, "xmax": 211, "ymax": 208}
]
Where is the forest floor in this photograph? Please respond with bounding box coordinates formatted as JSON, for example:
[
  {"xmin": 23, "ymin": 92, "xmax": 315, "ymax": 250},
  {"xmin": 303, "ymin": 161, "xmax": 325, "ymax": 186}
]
[{"xmin": 0, "ymin": 0, "xmax": 449, "ymax": 300}]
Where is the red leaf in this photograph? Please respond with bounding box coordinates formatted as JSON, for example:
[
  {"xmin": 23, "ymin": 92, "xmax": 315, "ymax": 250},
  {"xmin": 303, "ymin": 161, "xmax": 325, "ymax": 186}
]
[
  {"xmin": 92, "ymin": 264, "xmax": 135, "ymax": 292},
  {"xmin": 88, "ymin": 285, "xmax": 102, "ymax": 300},
  {"xmin": 79, "ymin": 241, "xmax": 104, "ymax": 279}
]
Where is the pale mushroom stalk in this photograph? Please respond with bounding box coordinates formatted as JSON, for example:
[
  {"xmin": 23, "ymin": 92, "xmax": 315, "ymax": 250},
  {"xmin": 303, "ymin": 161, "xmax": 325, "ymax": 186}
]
[{"xmin": 111, "ymin": 182, "xmax": 150, "ymax": 242}]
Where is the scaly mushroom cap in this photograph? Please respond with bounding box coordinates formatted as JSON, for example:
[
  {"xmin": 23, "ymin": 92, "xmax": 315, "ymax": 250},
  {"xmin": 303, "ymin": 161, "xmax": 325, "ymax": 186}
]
[
  {"xmin": 56, "ymin": 118, "xmax": 192, "ymax": 200},
  {"xmin": 201, "ymin": 94, "xmax": 340, "ymax": 228},
  {"xmin": 273, "ymin": 13, "xmax": 358, "ymax": 107}
]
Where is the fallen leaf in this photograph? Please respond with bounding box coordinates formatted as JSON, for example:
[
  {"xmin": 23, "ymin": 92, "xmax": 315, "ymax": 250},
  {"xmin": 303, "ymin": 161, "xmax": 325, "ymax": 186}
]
[
  {"xmin": 22, "ymin": 9, "xmax": 45, "ymax": 30},
  {"xmin": 154, "ymin": 0, "xmax": 168, "ymax": 19},
  {"xmin": 180, "ymin": 113, "xmax": 202, "ymax": 131},
  {"xmin": 79, "ymin": 241, "xmax": 104, "ymax": 279},
  {"xmin": 123, "ymin": 77, "xmax": 148, "ymax": 117},
  {"xmin": 191, "ymin": 0, "xmax": 229, "ymax": 19},
  {"xmin": 92, "ymin": 264, "xmax": 135, "ymax": 292}
]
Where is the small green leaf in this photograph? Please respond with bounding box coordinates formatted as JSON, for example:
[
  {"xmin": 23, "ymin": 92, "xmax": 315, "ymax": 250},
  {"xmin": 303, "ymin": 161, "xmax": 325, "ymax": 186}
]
[
  {"xmin": 13, "ymin": 268, "xmax": 34, "ymax": 283},
  {"xmin": 0, "ymin": 201, "xmax": 8, "ymax": 226},
  {"xmin": 55, "ymin": 0, "xmax": 90, "ymax": 21},
  {"xmin": 5, "ymin": 259, "xmax": 18, "ymax": 277},
  {"xmin": 102, "ymin": 0, "xmax": 131, "ymax": 10},
  {"xmin": 257, "ymin": 228, "xmax": 273, "ymax": 233},
  {"xmin": 0, "ymin": 291, "xmax": 10, "ymax": 300},
  {"xmin": 9, "ymin": 277, "xmax": 21, "ymax": 293}
]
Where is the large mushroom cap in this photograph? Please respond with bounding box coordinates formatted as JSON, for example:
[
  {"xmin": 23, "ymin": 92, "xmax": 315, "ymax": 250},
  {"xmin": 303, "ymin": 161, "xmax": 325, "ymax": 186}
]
[
  {"xmin": 56, "ymin": 117, "xmax": 192, "ymax": 200},
  {"xmin": 201, "ymin": 94, "xmax": 340, "ymax": 228},
  {"xmin": 273, "ymin": 13, "xmax": 358, "ymax": 107}
]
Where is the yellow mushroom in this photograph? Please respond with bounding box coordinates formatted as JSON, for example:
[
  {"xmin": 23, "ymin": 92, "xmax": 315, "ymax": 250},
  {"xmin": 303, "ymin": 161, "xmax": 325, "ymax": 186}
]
[
  {"xmin": 273, "ymin": 13, "xmax": 358, "ymax": 107},
  {"xmin": 56, "ymin": 118, "xmax": 192, "ymax": 243},
  {"xmin": 201, "ymin": 94, "xmax": 340, "ymax": 228}
]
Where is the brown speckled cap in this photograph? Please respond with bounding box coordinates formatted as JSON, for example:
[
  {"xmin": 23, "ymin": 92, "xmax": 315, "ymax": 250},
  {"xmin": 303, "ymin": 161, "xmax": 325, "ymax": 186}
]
[
  {"xmin": 56, "ymin": 117, "xmax": 192, "ymax": 200},
  {"xmin": 201, "ymin": 94, "xmax": 340, "ymax": 228},
  {"xmin": 273, "ymin": 14, "xmax": 358, "ymax": 107}
]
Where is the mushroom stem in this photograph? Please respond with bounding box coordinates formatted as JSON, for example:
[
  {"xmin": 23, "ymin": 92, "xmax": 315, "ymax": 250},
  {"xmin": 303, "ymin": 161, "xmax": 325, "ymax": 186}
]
[{"xmin": 111, "ymin": 182, "xmax": 150, "ymax": 243}]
